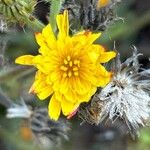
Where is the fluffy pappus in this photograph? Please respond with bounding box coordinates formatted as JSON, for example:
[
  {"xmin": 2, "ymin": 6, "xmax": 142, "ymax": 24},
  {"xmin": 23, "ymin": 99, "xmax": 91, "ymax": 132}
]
[
  {"xmin": 79, "ymin": 47, "xmax": 150, "ymax": 135},
  {"xmin": 97, "ymin": 47, "xmax": 150, "ymax": 133}
]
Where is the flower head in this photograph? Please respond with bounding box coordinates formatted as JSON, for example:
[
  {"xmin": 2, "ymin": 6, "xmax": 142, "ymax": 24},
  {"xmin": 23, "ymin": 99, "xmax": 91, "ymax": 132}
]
[
  {"xmin": 15, "ymin": 10, "xmax": 116, "ymax": 121},
  {"xmin": 0, "ymin": 0, "xmax": 36, "ymax": 23},
  {"xmin": 6, "ymin": 100, "xmax": 70, "ymax": 148},
  {"xmin": 97, "ymin": 0, "xmax": 111, "ymax": 8},
  {"xmin": 97, "ymin": 48, "xmax": 150, "ymax": 131}
]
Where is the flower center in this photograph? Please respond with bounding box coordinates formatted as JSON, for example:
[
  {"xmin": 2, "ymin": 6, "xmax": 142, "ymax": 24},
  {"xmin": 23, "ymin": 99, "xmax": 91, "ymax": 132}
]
[{"xmin": 60, "ymin": 55, "xmax": 80, "ymax": 78}]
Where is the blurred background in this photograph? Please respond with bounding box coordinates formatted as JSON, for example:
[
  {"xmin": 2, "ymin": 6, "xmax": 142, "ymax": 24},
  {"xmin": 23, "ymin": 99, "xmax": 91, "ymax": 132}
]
[{"xmin": 0, "ymin": 0, "xmax": 150, "ymax": 150}]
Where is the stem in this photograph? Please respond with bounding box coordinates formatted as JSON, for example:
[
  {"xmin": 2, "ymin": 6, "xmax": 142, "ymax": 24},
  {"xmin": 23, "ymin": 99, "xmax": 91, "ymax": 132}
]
[
  {"xmin": 26, "ymin": 16, "xmax": 45, "ymax": 31},
  {"xmin": 49, "ymin": 0, "xmax": 64, "ymax": 32}
]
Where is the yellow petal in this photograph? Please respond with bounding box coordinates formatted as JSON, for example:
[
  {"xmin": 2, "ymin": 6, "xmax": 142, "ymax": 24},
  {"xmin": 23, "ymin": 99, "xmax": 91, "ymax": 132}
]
[
  {"xmin": 77, "ymin": 86, "xmax": 97, "ymax": 103},
  {"xmin": 35, "ymin": 32, "xmax": 45, "ymax": 47},
  {"xmin": 50, "ymin": 71, "xmax": 60, "ymax": 82},
  {"xmin": 15, "ymin": 55, "xmax": 34, "ymax": 65},
  {"xmin": 80, "ymin": 70, "xmax": 98, "ymax": 87},
  {"xmin": 61, "ymin": 98, "xmax": 78, "ymax": 116},
  {"xmin": 32, "ymin": 55, "xmax": 52, "ymax": 73},
  {"xmin": 64, "ymin": 90, "xmax": 77, "ymax": 103},
  {"xmin": 75, "ymin": 31, "xmax": 101, "ymax": 45},
  {"xmin": 35, "ymin": 25, "xmax": 57, "ymax": 54},
  {"xmin": 72, "ymin": 78, "xmax": 92, "ymax": 95},
  {"xmin": 48, "ymin": 95, "xmax": 61, "ymax": 121},
  {"xmin": 52, "ymin": 80, "xmax": 61, "ymax": 91},
  {"xmin": 96, "ymin": 64, "xmax": 112, "ymax": 87},
  {"xmin": 59, "ymin": 78, "xmax": 69, "ymax": 94},
  {"xmin": 98, "ymin": 45, "xmax": 106, "ymax": 53},
  {"xmin": 16, "ymin": 55, "xmax": 49, "ymax": 73},
  {"xmin": 30, "ymin": 71, "xmax": 53, "ymax": 100},
  {"xmin": 39, "ymin": 46, "xmax": 50, "ymax": 56},
  {"xmin": 37, "ymin": 86, "xmax": 53, "ymax": 100},
  {"xmin": 99, "ymin": 51, "xmax": 116, "ymax": 63},
  {"xmin": 56, "ymin": 10, "xmax": 69, "ymax": 39},
  {"xmin": 88, "ymin": 46, "xmax": 101, "ymax": 63},
  {"xmin": 55, "ymin": 92, "xmax": 63, "ymax": 102},
  {"xmin": 42, "ymin": 24, "xmax": 56, "ymax": 41},
  {"xmin": 97, "ymin": 75, "xmax": 111, "ymax": 87},
  {"xmin": 97, "ymin": 64, "xmax": 111, "ymax": 77},
  {"xmin": 87, "ymin": 32, "xmax": 101, "ymax": 44},
  {"xmin": 42, "ymin": 24, "xmax": 56, "ymax": 49}
]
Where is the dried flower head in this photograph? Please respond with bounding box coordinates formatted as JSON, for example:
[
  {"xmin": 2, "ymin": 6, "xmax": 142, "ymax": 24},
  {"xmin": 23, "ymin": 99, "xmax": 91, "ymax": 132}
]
[
  {"xmin": 15, "ymin": 10, "xmax": 116, "ymax": 121},
  {"xmin": 30, "ymin": 108, "xmax": 70, "ymax": 147},
  {"xmin": 79, "ymin": 47, "xmax": 150, "ymax": 134},
  {"xmin": 6, "ymin": 100, "xmax": 70, "ymax": 148},
  {"xmin": 99, "ymin": 48, "xmax": 150, "ymax": 131},
  {"xmin": 61, "ymin": 0, "xmax": 121, "ymax": 31},
  {"xmin": 78, "ymin": 94, "xmax": 104, "ymax": 125}
]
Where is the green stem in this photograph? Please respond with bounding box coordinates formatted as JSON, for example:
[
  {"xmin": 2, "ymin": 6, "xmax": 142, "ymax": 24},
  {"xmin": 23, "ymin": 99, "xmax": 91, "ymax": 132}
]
[
  {"xmin": 26, "ymin": 16, "xmax": 45, "ymax": 31},
  {"xmin": 49, "ymin": 0, "xmax": 64, "ymax": 32}
]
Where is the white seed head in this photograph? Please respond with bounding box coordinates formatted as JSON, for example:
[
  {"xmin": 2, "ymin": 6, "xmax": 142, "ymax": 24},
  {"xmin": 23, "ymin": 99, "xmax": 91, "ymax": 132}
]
[
  {"xmin": 98, "ymin": 47, "xmax": 150, "ymax": 131},
  {"xmin": 6, "ymin": 99, "xmax": 32, "ymax": 119}
]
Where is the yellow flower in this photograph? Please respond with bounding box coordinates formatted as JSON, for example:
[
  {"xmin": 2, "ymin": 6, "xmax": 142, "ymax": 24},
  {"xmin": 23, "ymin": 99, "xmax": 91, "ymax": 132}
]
[
  {"xmin": 15, "ymin": 10, "xmax": 116, "ymax": 121},
  {"xmin": 97, "ymin": 0, "xmax": 110, "ymax": 8}
]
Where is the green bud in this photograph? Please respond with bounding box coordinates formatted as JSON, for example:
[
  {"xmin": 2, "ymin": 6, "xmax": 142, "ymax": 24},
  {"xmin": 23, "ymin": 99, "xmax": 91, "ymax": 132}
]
[{"xmin": 0, "ymin": 0, "xmax": 36, "ymax": 23}]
